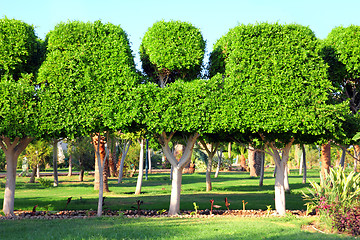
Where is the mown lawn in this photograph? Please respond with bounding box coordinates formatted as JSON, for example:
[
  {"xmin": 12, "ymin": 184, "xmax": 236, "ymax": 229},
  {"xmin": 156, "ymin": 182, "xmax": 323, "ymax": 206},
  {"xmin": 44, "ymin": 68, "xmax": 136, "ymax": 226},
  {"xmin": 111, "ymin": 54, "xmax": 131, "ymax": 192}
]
[
  {"xmin": 0, "ymin": 215, "xmax": 355, "ymax": 240},
  {"xmin": 0, "ymin": 168, "xmax": 320, "ymax": 212}
]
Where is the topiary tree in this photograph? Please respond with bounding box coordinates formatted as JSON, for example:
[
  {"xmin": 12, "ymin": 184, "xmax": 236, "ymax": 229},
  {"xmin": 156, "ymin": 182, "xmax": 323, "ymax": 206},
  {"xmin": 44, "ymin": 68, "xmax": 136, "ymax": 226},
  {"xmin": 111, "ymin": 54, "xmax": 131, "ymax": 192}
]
[
  {"xmin": 140, "ymin": 20, "xmax": 206, "ymax": 87},
  {"xmin": 137, "ymin": 20, "xmax": 210, "ymax": 215},
  {"xmin": 209, "ymin": 22, "xmax": 348, "ymax": 215},
  {"xmin": 322, "ymin": 25, "xmax": 360, "ymax": 169},
  {"xmin": 0, "ymin": 17, "xmax": 43, "ymax": 216},
  {"xmin": 38, "ymin": 20, "xmax": 140, "ymax": 216}
]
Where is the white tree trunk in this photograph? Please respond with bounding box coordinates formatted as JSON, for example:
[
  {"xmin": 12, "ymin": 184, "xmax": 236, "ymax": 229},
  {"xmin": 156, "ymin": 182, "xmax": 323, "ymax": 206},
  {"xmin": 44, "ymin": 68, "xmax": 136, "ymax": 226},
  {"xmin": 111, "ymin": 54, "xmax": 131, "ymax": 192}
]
[
  {"xmin": 117, "ymin": 140, "xmax": 131, "ymax": 184},
  {"xmin": 68, "ymin": 155, "xmax": 72, "ymax": 177},
  {"xmin": 214, "ymin": 147, "xmax": 223, "ymax": 178},
  {"xmin": 301, "ymin": 144, "xmax": 307, "ymax": 184},
  {"xmin": 1, "ymin": 137, "xmax": 33, "ymax": 216},
  {"xmin": 159, "ymin": 132, "xmax": 199, "ymax": 216},
  {"xmin": 259, "ymin": 151, "xmax": 265, "ymax": 186},
  {"xmin": 52, "ymin": 139, "xmax": 59, "ymax": 187},
  {"xmin": 275, "ymin": 159, "xmax": 286, "ymax": 215},
  {"xmin": 206, "ymin": 155, "xmax": 213, "ymax": 192},
  {"xmin": 284, "ymin": 163, "xmax": 290, "ymax": 192},
  {"xmin": 135, "ymin": 139, "xmax": 145, "ymax": 195},
  {"xmin": 263, "ymin": 137, "xmax": 294, "ymax": 216},
  {"xmin": 169, "ymin": 166, "xmax": 183, "ymax": 215},
  {"xmin": 3, "ymin": 151, "xmax": 17, "ymax": 216},
  {"xmin": 36, "ymin": 163, "xmax": 40, "ymax": 178},
  {"xmin": 95, "ymin": 133, "xmax": 109, "ymax": 217},
  {"xmin": 148, "ymin": 148, "xmax": 152, "ymax": 174}
]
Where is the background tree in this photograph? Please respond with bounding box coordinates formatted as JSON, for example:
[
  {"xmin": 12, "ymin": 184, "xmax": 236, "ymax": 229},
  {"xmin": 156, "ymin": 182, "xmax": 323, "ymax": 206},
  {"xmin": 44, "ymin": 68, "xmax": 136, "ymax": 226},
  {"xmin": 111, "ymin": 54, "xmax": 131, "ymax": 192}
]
[
  {"xmin": 38, "ymin": 20, "xmax": 139, "ymax": 216},
  {"xmin": 0, "ymin": 18, "xmax": 43, "ymax": 216},
  {"xmin": 209, "ymin": 22, "xmax": 348, "ymax": 215}
]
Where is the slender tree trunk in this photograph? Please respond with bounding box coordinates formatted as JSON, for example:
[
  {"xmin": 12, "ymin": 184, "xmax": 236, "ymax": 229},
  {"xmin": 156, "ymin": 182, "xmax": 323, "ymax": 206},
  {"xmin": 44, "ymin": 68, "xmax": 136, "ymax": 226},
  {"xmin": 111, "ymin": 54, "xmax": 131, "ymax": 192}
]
[
  {"xmin": 108, "ymin": 136, "xmax": 116, "ymax": 177},
  {"xmin": 340, "ymin": 148, "xmax": 346, "ymax": 169},
  {"xmin": 298, "ymin": 145, "xmax": 303, "ymax": 175},
  {"xmin": 68, "ymin": 155, "xmax": 72, "ymax": 177},
  {"xmin": 248, "ymin": 145, "xmax": 257, "ymax": 177},
  {"xmin": 228, "ymin": 142, "xmax": 231, "ymax": 160},
  {"xmin": 215, "ymin": 147, "xmax": 223, "ymax": 178},
  {"xmin": 29, "ymin": 165, "xmax": 37, "ymax": 183},
  {"xmin": 321, "ymin": 141, "xmax": 331, "ymax": 177},
  {"xmin": 206, "ymin": 155, "xmax": 213, "ymax": 192},
  {"xmin": 301, "ymin": 144, "xmax": 306, "ymax": 184},
  {"xmin": 93, "ymin": 133, "xmax": 110, "ymax": 217},
  {"xmin": 148, "ymin": 148, "xmax": 152, "ymax": 174},
  {"xmin": 79, "ymin": 157, "xmax": 84, "ymax": 181},
  {"xmin": 53, "ymin": 139, "xmax": 59, "ymax": 187},
  {"xmin": 117, "ymin": 140, "xmax": 131, "ymax": 184},
  {"xmin": 135, "ymin": 139, "xmax": 145, "ymax": 195},
  {"xmin": 259, "ymin": 152, "xmax": 265, "ymax": 186},
  {"xmin": 1, "ymin": 136, "xmax": 33, "ymax": 216},
  {"xmin": 354, "ymin": 145, "xmax": 360, "ymax": 172},
  {"xmin": 36, "ymin": 163, "xmax": 40, "ymax": 178},
  {"xmin": 275, "ymin": 159, "xmax": 287, "ymax": 215}
]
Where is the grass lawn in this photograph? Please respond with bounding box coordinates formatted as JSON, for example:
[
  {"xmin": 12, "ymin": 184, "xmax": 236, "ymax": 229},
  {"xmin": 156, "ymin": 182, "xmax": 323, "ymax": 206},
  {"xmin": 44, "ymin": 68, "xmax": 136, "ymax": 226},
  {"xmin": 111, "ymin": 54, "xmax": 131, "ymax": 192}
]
[
  {"xmin": 0, "ymin": 215, "xmax": 355, "ymax": 240},
  {"xmin": 0, "ymin": 168, "xmax": 320, "ymax": 212}
]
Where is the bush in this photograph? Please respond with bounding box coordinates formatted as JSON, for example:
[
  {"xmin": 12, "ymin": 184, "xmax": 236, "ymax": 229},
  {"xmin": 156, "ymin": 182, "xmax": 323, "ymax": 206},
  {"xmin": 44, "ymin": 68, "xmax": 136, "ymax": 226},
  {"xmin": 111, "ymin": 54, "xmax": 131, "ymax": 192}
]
[
  {"xmin": 38, "ymin": 178, "xmax": 52, "ymax": 188},
  {"xmin": 303, "ymin": 167, "xmax": 360, "ymax": 235}
]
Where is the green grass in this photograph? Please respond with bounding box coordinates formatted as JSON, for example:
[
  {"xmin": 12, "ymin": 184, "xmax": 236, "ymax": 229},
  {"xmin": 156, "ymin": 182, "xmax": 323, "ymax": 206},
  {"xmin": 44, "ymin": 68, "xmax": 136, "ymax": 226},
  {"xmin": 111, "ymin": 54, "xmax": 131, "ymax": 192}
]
[
  {"xmin": 0, "ymin": 168, "xmax": 321, "ymax": 212},
  {"xmin": 0, "ymin": 215, "xmax": 354, "ymax": 240}
]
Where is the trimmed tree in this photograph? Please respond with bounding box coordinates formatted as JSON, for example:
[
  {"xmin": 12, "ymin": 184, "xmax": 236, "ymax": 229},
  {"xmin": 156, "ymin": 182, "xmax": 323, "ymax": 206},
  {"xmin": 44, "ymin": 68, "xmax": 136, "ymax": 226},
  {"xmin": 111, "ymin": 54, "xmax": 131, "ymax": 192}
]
[
  {"xmin": 209, "ymin": 22, "xmax": 347, "ymax": 215},
  {"xmin": 38, "ymin": 20, "xmax": 139, "ymax": 216},
  {"xmin": 0, "ymin": 18, "xmax": 43, "ymax": 216},
  {"xmin": 138, "ymin": 20, "xmax": 207, "ymax": 215}
]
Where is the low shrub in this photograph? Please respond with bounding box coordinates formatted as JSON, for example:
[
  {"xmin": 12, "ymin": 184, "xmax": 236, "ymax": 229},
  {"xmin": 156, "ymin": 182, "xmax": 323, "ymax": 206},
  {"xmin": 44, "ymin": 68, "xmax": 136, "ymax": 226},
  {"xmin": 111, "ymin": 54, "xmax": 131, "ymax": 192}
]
[
  {"xmin": 303, "ymin": 167, "xmax": 360, "ymax": 235},
  {"xmin": 38, "ymin": 178, "xmax": 52, "ymax": 188}
]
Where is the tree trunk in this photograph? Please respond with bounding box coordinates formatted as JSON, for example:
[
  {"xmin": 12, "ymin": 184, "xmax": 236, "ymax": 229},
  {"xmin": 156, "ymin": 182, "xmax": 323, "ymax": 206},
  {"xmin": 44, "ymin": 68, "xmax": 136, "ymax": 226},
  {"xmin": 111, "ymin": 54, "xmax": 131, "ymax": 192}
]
[
  {"xmin": 275, "ymin": 159, "xmax": 287, "ymax": 215},
  {"xmin": 169, "ymin": 167, "xmax": 183, "ymax": 215},
  {"xmin": 53, "ymin": 139, "xmax": 59, "ymax": 187},
  {"xmin": 79, "ymin": 169, "xmax": 84, "ymax": 182},
  {"xmin": 159, "ymin": 132, "xmax": 199, "ymax": 216},
  {"xmin": 354, "ymin": 145, "xmax": 360, "ymax": 172},
  {"xmin": 148, "ymin": 147, "xmax": 152, "ymax": 174},
  {"xmin": 214, "ymin": 147, "xmax": 223, "ymax": 178},
  {"xmin": 321, "ymin": 141, "xmax": 331, "ymax": 177},
  {"xmin": 206, "ymin": 155, "xmax": 213, "ymax": 192},
  {"xmin": 93, "ymin": 133, "xmax": 110, "ymax": 217},
  {"xmin": 117, "ymin": 140, "xmax": 131, "ymax": 184},
  {"xmin": 108, "ymin": 136, "xmax": 117, "ymax": 177},
  {"xmin": 264, "ymin": 137, "xmax": 294, "ymax": 215},
  {"xmin": 135, "ymin": 139, "xmax": 145, "ymax": 195},
  {"xmin": 259, "ymin": 151, "xmax": 265, "ymax": 186},
  {"xmin": 301, "ymin": 144, "xmax": 306, "ymax": 184},
  {"xmin": 1, "ymin": 136, "xmax": 33, "ymax": 216},
  {"xmin": 228, "ymin": 142, "xmax": 231, "ymax": 160},
  {"xmin": 248, "ymin": 146, "xmax": 257, "ymax": 177},
  {"xmin": 284, "ymin": 163, "xmax": 290, "ymax": 192},
  {"xmin": 29, "ymin": 165, "xmax": 37, "ymax": 183},
  {"xmin": 93, "ymin": 136, "xmax": 109, "ymax": 192},
  {"xmin": 36, "ymin": 163, "xmax": 40, "ymax": 178},
  {"xmin": 68, "ymin": 155, "xmax": 72, "ymax": 177},
  {"xmin": 340, "ymin": 148, "xmax": 346, "ymax": 169}
]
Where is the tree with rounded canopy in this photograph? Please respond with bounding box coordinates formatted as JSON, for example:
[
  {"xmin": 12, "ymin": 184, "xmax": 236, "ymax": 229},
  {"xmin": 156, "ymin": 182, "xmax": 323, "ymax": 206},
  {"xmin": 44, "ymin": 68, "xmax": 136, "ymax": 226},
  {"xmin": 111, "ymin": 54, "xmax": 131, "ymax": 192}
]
[
  {"xmin": 321, "ymin": 25, "xmax": 360, "ymax": 167},
  {"xmin": 209, "ymin": 22, "xmax": 348, "ymax": 215},
  {"xmin": 137, "ymin": 20, "xmax": 212, "ymax": 215},
  {"xmin": 140, "ymin": 20, "xmax": 206, "ymax": 87},
  {"xmin": 0, "ymin": 17, "xmax": 43, "ymax": 216},
  {"xmin": 38, "ymin": 20, "xmax": 139, "ymax": 216}
]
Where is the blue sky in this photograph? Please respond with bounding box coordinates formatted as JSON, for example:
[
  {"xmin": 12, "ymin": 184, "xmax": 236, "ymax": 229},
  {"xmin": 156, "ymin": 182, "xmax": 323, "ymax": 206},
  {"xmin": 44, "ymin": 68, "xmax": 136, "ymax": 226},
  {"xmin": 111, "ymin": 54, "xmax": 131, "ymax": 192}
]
[{"xmin": 1, "ymin": 0, "xmax": 360, "ymax": 69}]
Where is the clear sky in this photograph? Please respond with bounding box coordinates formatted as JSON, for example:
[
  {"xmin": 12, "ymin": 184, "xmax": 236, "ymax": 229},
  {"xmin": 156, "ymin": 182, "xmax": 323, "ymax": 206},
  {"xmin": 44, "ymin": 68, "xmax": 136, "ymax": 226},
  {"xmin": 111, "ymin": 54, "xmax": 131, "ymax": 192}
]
[{"xmin": 1, "ymin": 0, "xmax": 360, "ymax": 69}]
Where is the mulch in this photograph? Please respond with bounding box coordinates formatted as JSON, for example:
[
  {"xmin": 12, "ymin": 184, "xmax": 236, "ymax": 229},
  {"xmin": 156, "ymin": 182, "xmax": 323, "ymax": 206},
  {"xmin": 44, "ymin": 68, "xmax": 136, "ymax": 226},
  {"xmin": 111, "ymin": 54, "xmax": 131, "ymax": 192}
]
[{"xmin": 0, "ymin": 209, "xmax": 311, "ymax": 220}]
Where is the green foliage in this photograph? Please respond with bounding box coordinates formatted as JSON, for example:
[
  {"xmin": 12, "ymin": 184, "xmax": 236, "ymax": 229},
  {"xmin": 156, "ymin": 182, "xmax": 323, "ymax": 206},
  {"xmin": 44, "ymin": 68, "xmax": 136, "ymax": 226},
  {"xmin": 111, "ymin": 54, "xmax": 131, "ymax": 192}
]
[
  {"xmin": 140, "ymin": 20, "xmax": 206, "ymax": 84},
  {"xmin": 324, "ymin": 25, "xmax": 360, "ymax": 81},
  {"xmin": 0, "ymin": 17, "xmax": 43, "ymax": 81},
  {"xmin": 304, "ymin": 167, "xmax": 360, "ymax": 210},
  {"xmin": 209, "ymin": 22, "xmax": 348, "ymax": 144},
  {"xmin": 38, "ymin": 20, "xmax": 139, "ymax": 139},
  {"xmin": 19, "ymin": 139, "xmax": 52, "ymax": 169},
  {"xmin": 37, "ymin": 177, "xmax": 52, "ymax": 188},
  {"xmin": 67, "ymin": 136, "xmax": 95, "ymax": 171}
]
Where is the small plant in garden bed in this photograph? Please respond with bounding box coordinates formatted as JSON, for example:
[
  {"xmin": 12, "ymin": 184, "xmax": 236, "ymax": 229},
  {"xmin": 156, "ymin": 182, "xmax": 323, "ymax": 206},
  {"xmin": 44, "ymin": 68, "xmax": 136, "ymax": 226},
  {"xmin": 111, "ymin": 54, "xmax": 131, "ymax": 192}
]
[{"xmin": 303, "ymin": 167, "xmax": 360, "ymax": 236}]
